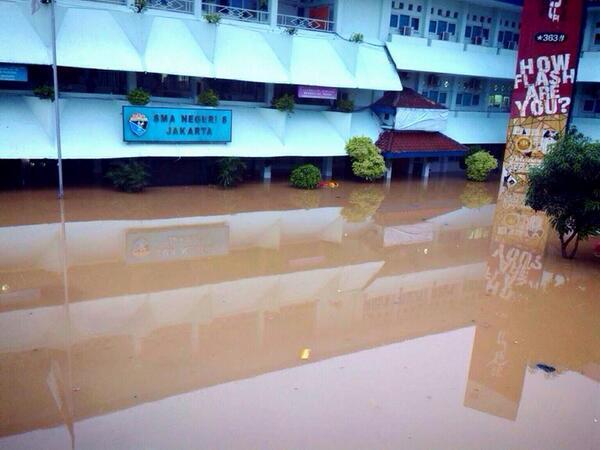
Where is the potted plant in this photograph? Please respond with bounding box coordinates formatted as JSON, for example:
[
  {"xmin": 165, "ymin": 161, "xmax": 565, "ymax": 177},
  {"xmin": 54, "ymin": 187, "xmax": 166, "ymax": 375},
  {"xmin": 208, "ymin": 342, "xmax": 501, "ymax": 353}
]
[
  {"xmin": 197, "ymin": 89, "xmax": 219, "ymax": 106},
  {"xmin": 272, "ymin": 93, "xmax": 295, "ymax": 113},
  {"xmin": 33, "ymin": 85, "xmax": 54, "ymax": 101},
  {"xmin": 336, "ymin": 98, "xmax": 354, "ymax": 112},
  {"xmin": 127, "ymin": 88, "xmax": 151, "ymax": 105}
]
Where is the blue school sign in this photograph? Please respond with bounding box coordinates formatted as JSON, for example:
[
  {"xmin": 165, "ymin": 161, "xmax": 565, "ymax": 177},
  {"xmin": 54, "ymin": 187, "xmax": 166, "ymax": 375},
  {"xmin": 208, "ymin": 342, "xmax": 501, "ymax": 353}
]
[
  {"xmin": 122, "ymin": 105, "xmax": 232, "ymax": 143},
  {"xmin": 0, "ymin": 65, "xmax": 28, "ymax": 82}
]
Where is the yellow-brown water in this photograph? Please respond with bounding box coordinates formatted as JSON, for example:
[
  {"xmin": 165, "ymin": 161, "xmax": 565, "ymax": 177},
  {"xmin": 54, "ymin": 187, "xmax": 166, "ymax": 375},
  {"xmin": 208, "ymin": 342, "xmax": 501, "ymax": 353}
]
[{"xmin": 0, "ymin": 178, "xmax": 598, "ymax": 450}]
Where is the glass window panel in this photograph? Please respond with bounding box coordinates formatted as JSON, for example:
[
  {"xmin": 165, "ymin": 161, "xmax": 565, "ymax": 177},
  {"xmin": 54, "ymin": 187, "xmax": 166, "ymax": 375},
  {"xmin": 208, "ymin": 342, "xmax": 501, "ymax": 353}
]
[
  {"xmin": 411, "ymin": 17, "xmax": 419, "ymax": 30},
  {"xmin": 390, "ymin": 14, "xmax": 399, "ymax": 27}
]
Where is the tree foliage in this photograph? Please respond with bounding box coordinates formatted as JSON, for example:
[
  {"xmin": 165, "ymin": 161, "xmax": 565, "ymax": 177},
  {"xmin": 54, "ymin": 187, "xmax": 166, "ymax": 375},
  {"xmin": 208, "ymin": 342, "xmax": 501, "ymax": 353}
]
[
  {"xmin": 273, "ymin": 94, "xmax": 295, "ymax": 113},
  {"xmin": 345, "ymin": 136, "xmax": 386, "ymax": 181},
  {"xmin": 198, "ymin": 89, "xmax": 219, "ymax": 106},
  {"xmin": 465, "ymin": 150, "xmax": 498, "ymax": 182},
  {"xmin": 127, "ymin": 88, "xmax": 151, "ymax": 106},
  {"xmin": 216, "ymin": 157, "xmax": 246, "ymax": 188},
  {"xmin": 525, "ymin": 129, "xmax": 600, "ymax": 258},
  {"xmin": 290, "ymin": 164, "xmax": 322, "ymax": 189}
]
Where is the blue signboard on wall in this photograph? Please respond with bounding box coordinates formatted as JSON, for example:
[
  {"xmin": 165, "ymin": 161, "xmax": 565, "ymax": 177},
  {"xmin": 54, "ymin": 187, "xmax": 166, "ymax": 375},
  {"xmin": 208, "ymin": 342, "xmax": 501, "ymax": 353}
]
[
  {"xmin": 122, "ymin": 106, "xmax": 232, "ymax": 143},
  {"xmin": 0, "ymin": 65, "xmax": 28, "ymax": 82}
]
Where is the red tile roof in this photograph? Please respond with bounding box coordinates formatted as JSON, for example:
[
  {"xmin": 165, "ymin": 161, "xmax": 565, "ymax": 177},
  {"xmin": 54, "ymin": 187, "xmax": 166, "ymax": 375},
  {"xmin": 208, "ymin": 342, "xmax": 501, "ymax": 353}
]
[
  {"xmin": 376, "ymin": 130, "xmax": 468, "ymax": 154},
  {"xmin": 373, "ymin": 89, "xmax": 447, "ymax": 110}
]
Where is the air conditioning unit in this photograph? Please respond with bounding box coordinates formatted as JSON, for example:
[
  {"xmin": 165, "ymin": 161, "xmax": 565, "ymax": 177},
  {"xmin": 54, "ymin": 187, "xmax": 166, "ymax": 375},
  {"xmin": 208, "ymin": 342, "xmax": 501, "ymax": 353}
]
[
  {"xmin": 400, "ymin": 26, "xmax": 412, "ymax": 36},
  {"xmin": 440, "ymin": 31, "xmax": 450, "ymax": 41},
  {"xmin": 427, "ymin": 74, "xmax": 440, "ymax": 87}
]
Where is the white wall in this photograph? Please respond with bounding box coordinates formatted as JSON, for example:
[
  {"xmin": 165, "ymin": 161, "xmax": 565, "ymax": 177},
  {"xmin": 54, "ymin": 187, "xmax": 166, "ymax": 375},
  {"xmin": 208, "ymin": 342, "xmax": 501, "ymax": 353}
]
[{"xmin": 338, "ymin": 0, "xmax": 384, "ymax": 40}]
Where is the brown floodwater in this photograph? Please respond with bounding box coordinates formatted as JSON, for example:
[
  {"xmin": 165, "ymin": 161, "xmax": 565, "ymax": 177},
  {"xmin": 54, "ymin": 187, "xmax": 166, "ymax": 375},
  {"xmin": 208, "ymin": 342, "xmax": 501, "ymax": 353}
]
[{"xmin": 0, "ymin": 177, "xmax": 598, "ymax": 450}]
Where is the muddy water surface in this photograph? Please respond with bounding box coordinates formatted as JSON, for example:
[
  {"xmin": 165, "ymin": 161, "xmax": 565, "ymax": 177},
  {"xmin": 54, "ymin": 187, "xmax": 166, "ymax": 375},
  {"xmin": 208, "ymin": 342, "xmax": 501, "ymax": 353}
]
[{"xmin": 0, "ymin": 178, "xmax": 598, "ymax": 450}]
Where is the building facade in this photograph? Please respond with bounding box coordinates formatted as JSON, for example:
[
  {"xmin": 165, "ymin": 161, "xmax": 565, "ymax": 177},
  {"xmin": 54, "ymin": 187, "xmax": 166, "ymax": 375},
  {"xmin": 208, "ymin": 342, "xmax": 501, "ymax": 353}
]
[{"xmin": 0, "ymin": 0, "xmax": 599, "ymax": 181}]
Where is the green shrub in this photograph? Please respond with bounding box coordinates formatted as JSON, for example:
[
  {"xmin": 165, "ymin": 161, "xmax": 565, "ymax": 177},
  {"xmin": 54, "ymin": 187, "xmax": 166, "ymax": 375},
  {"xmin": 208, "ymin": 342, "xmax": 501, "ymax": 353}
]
[
  {"xmin": 106, "ymin": 160, "xmax": 150, "ymax": 193},
  {"xmin": 127, "ymin": 88, "xmax": 151, "ymax": 106},
  {"xmin": 284, "ymin": 27, "xmax": 298, "ymax": 35},
  {"xmin": 290, "ymin": 164, "xmax": 321, "ymax": 189},
  {"xmin": 216, "ymin": 157, "xmax": 246, "ymax": 188},
  {"xmin": 33, "ymin": 85, "xmax": 54, "ymax": 101},
  {"xmin": 351, "ymin": 152, "xmax": 386, "ymax": 181},
  {"xmin": 345, "ymin": 136, "xmax": 386, "ymax": 181},
  {"xmin": 198, "ymin": 89, "xmax": 219, "ymax": 106},
  {"xmin": 336, "ymin": 98, "xmax": 354, "ymax": 113},
  {"xmin": 273, "ymin": 94, "xmax": 295, "ymax": 113},
  {"xmin": 465, "ymin": 150, "xmax": 498, "ymax": 182},
  {"xmin": 204, "ymin": 12, "xmax": 221, "ymax": 24},
  {"xmin": 132, "ymin": 0, "xmax": 147, "ymax": 13},
  {"xmin": 349, "ymin": 33, "xmax": 364, "ymax": 43}
]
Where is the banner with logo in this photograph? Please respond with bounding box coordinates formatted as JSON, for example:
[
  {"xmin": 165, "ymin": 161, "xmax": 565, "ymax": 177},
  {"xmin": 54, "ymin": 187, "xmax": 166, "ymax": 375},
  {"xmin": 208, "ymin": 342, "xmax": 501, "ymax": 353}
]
[
  {"xmin": 493, "ymin": 0, "xmax": 585, "ymax": 261},
  {"xmin": 123, "ymin": 106, "xmax": 232, "ymax": 143}
]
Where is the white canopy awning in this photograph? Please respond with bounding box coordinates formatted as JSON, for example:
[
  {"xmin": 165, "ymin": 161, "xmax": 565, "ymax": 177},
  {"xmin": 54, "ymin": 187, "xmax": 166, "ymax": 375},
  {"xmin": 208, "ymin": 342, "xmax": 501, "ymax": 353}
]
[
  {"xmin": 0, "ymin": 95, "xmax": 382, "ymax": 158},
  {"xmin": 0, "ymin": 3, "xmax": 401, "ymax": 91}
]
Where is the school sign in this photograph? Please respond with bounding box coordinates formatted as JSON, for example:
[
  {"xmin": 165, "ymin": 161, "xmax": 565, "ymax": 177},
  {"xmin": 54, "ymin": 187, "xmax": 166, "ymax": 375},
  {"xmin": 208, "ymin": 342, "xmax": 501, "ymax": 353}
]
[{"xmin": 123, "ymin": 106, "xmax": 232, "ymax": 143}]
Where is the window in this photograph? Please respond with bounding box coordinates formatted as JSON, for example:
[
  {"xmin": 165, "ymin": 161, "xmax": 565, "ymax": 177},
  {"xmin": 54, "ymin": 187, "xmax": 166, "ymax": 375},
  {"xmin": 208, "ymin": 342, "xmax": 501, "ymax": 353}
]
[
  {"xmin": 448, "ymin": 23, "xmax": 456, "ymax": 34},
  {"xmin": 390, "ymin": 14, "xmax": 398, "ymax": 27},
  {"xmin": 437, "ymin": 9, "xmax": 442, "ymax": 15},
  {"xmin": 487, "ymin": 17, "xmax": 492, "ymax": 23},
  {"xmin": 417, "ymin": 5, "xmax": 422, "ymax": 12},
  {"xmin": 583, "ymin": 99, "xmax": 595, "ymax": 112},
  {"xmin": 595, "ymin": 33, "xmax": 600, "ymax": 45},
  {"xmin": 465, "ymin": 26, "xmax": 472, "ymax": 38},
  {"xmin": 438, "ymin": 92, "xmax": 447, "ymax": 104},
  {"xmin": 411, "ymin": 17, "xmax": 419, "ymax": 30},
  {"xmin": 137, "ymin": 73, "xmax": 191, "ymax": 98},
  {"xmin": 456, "ymin": 93, "xmax": 462, "ymax": 105},
  {"xmin": 408, "ymin": 4, "xmax": 413, "ymax": 11},
  {"xmin": 429, "ymin": 20, "xmax": 436, "ymax": 33},
  {"xmin": 384, "ymin": 113, "xmax": 390, "ymax": 120},
  {"xmin": 399, "ymin": 14, "xmax": 410, "ymax": 27},
  {"xmin": 453, "ymin": 12, "xmax": 458, "ymax": 19},
  {"xmin": 437, "ymin": 20, "xmax": 447, "ymax": 33},
  {"xmin": 473, "ymin": 94, "xmax": 480, "ymax": 105},
  {"xmin": 206, "ymin": 79, "xmax": 265, "ymax": 102},
  {"xmin": 59, "ymin": 67, "xmax": 126, "ymax": 95}
]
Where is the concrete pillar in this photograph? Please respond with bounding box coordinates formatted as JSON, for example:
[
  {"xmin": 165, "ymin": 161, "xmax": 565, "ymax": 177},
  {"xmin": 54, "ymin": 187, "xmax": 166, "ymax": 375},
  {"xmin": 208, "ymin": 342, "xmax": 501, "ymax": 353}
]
[
  {"xmin": 491, "ymin": 9, "xmax": 501, "ymax": 48},
  {"xmin": 421, "ymin": 159, "xmax": 430, "ymax": 179},
  {"xmin": 448, "ymin": 75, "xmax": 458, "ymax": 110},
  {"xmin": 269, "ymin": 0, "xmax": 278, "ymax": 28},
  {"xmin": 384, "ymin": 160, "xmax": 392, "ymax": 186},
  {"xmin": 423, "ymin": 0, "xmax": 433, "ymax": 38},
  {"xmin": 378, "ymin": 0, "xmax": 392, "ymax": 40},
  {"xmin": 322, "ymin": 156, "xmax": 333, "ymax": 180},
  {"xmin": 407, "ymin": 157, "xmax": 414, "ymax": 175},
  {"xmin": 126, "ymin": 72, "xmax": 137, "ymax": 91},
  {"xmin": 334, "ymin": 0, "xmax": 343, "ymax": 34},
  {"xmin": 441, "ymin": 156, "xmax": 448, "ymax": 173},
  {"xmin": 265, "ymin": 83, "xmax": 274, "ymax": 106},
  {"xmin": 191, "ymin": 77, "xmax": 198, "ymax": 103},
  {"xmin": 458, "ymin": 2, "xmax": 469, "ymax": 44},
  {"xmin": 194, "ymin": 0, "xmax": 203, "ymax": 19},
  {"xmin": 263, "ymin": 163, "xmax": 272, "ymax": 182}
]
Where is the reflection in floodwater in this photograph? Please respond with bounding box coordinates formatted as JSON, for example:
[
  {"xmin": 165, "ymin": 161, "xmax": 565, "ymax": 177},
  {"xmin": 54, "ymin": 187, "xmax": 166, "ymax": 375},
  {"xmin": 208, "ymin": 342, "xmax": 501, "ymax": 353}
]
[{"xmin": 0, "ymin": 179, "xmax": 598, "ymax": 450}]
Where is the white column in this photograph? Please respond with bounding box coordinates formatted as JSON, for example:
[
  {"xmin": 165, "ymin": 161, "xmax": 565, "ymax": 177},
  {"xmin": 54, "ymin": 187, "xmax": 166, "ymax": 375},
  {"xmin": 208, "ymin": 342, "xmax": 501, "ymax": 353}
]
[
  {"xmin": 269, "ymin": 0, "xmax": 278, "ymax": 28},
  {"xmin": 448, "ymin": 76, "xmax": 458, "ymax": 110},
  {"xmin": 407, "ymin": 157, "xmax": 414, "ymax": 175},
  {"xmin": 194, "ymin": 0, "xmax": 203, "ymax": 19},
  {"xmin": 126, "ymin": 72, "xmax": 137, "ymax": 91},
  {"xmin": 264, "ymin": 83, "xmax": 274, "ymax": 105},
  {"xmin": 421, "ymin": 159, "xmax": 430, "ymax": 179},
  {"xmin": 334, "ymin": 0, "xmax": 344, "ymax": 34},
  {"xmin": 423, "ymin": 0, "xmax": 433, "ymax": 39},
  {"xmin": 322, "ymin": 157, "xmax": 333, "ymax": 180},
  {"xmin": 263, "ymin": 163, "xmax": 272, "ymax": 182},
  {"xmin": 384, "ymin": 160, "xmax": 392, "ymax": 185},
  {"xmin": 458, "ymin": 2, "xmax": 469, "ymax": 44},
  {"xmin": 378, "ymin": 0, "xmax": 392, "ymax": 41},
  {"xmin": 491, "ymin": 9, "xmax": 501, "ymax": 48}
]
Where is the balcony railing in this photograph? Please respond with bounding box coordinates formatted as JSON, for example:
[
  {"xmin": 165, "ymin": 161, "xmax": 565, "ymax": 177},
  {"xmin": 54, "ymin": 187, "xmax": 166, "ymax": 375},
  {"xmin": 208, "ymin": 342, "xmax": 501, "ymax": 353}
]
[
  {"xmin": 147, "ymin": 0, "xmax": 195, "ymax": 15},
  {"xmin": 277, "ymin": 14, "xmax": 335, "ymax": 32},
  {"xmin": 85, "ymin": 0, "xmax": 128, "ymax": 5},
  {"xmin": 201, "ymin": 2, "xmax": 270, "ymax": 24}
]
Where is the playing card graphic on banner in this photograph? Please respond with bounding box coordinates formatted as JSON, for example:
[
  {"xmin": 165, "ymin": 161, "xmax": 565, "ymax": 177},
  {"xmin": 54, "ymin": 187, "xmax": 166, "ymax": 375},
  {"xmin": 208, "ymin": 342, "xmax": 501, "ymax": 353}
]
[{"xmin": 493, "ymin": 0, "xmax": 585, "ymax": 258}]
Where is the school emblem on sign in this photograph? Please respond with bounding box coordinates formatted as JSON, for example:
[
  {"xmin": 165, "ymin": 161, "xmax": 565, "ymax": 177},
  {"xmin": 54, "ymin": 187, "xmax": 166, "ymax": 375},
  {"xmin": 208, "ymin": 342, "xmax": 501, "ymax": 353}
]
[{"xmin": 128, "ymin": 112, "xmax": 148, "ymax": 136}]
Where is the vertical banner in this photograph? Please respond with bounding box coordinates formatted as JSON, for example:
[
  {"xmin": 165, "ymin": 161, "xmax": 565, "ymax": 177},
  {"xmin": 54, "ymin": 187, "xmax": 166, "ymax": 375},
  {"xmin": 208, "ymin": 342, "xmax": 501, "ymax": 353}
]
[
  {"xmin": 471, "ymin": 0, "xmax": 587, "ymax": 421},
  {"xmin": 490, "ymin": 0, "xmax": 585, "ymax": 293}
]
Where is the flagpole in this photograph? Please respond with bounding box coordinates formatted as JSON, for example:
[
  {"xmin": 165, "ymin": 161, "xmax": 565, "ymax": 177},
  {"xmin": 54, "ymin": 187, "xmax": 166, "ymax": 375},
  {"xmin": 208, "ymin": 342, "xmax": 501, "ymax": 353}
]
[{"xmin": 49, "ymin": 0, "xmax": 64, "ymax": 198}]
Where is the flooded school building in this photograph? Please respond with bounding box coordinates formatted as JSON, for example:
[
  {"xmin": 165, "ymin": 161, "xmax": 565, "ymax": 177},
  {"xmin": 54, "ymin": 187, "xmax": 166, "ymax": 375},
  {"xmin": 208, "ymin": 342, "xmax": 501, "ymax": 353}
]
[{"xmin": 1, "ymin": 0, "xmax": 600, "ymax": 185}]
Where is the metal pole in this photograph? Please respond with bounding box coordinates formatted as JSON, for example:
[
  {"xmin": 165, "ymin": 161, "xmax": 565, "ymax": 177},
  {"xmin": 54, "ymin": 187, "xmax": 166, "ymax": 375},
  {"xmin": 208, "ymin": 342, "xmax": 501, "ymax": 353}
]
[{"xmin": 50, "ymin": 0, "xmax": 64, "ymax": 198}]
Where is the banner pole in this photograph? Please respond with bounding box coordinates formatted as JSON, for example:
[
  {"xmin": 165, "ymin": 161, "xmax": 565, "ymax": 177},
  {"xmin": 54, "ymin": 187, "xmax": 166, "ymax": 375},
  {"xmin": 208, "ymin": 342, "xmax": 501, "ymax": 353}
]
[{"xmin": 50, "ymin": 0, "xmax": 64, "ymax": 199}]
